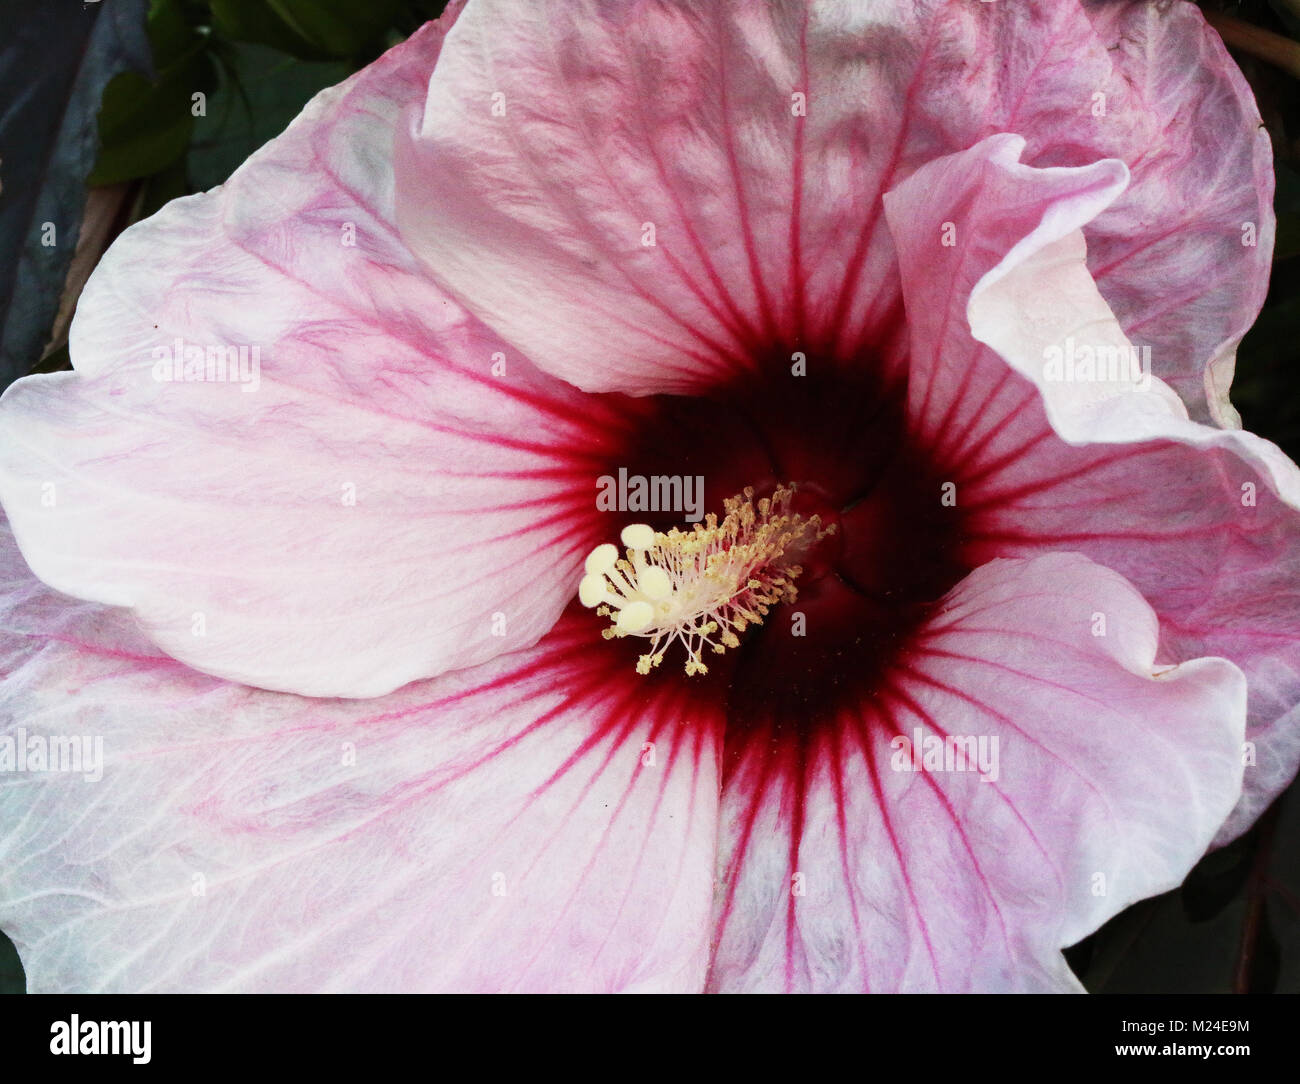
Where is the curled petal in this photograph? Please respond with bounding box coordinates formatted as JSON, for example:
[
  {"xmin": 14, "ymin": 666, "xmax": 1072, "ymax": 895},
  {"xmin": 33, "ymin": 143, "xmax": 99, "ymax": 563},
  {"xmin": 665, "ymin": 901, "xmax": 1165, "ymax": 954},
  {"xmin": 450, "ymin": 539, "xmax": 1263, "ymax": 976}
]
[
  {"xmin": 884, "ymin": 133, "xmax": 1300, "ymax": 840},
  {"xmin": 708, "ymin": 554, "xmax": 1246, "ymax": 992}
]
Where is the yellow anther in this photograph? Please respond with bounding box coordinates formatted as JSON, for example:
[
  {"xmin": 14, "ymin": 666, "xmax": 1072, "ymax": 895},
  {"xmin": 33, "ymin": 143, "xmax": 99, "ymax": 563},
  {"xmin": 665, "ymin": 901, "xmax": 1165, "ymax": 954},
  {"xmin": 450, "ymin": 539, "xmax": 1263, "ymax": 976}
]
[{"xmin": 578, "ymin": 485, "xmax": 835, "ymax": 675}]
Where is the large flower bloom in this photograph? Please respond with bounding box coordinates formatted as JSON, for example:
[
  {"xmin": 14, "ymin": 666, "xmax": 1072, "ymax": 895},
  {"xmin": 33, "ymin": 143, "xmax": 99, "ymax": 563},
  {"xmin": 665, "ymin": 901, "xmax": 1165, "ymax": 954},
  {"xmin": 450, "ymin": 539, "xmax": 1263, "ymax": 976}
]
[{"xmin": 1, "ymin": 0, "xmax": 1298, "ymax": 993}]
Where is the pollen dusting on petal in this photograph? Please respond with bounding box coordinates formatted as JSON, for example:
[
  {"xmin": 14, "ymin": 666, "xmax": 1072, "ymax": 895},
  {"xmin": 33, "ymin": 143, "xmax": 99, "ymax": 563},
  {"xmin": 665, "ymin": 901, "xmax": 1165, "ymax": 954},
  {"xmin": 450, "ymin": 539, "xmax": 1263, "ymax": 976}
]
[{"xmin": 578, "ymin": 485, "xmax": 835, "ymax": 675}]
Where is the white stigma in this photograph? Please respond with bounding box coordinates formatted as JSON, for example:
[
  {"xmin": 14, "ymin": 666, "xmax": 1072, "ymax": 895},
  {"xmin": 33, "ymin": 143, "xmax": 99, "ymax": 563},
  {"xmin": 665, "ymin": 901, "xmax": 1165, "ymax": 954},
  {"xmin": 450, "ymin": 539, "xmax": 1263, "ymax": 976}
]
[{"xmin": 577, "ymin": 484, "xmax": 834, "ymax": 675}]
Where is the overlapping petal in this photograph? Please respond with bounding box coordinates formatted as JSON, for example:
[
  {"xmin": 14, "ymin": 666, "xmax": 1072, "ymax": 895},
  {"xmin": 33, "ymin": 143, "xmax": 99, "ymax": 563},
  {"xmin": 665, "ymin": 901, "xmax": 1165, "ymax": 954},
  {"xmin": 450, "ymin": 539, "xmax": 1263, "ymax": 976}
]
[
  {"xmin": 708, "ymin": 554, "xmax": 1246, "ymax": 992},
  {"xmin": 1080, "ymin": 0, "xmax": 1274, "ymax": 425},
  {"xmin": 395, "ymin": 0, "xmax": 1267, "ymax": 413},
  {"xmin": 0, "ymin": 520, "xmax": 719, "ymax": 992},
  {"xmin": 883, "ymin": 133, "xmax": 1300, "ymax": 840},
  {"xmin": 0, "ymin": 13, "xmax": 617, "ymax": 698}
]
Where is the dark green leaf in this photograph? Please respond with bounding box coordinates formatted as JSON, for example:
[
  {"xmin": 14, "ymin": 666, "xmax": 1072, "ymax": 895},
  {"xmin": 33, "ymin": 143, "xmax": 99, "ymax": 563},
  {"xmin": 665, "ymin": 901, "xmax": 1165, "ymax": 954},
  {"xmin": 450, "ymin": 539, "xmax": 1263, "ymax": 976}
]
[
  {"xmin": 1265, "ymin": 788, "xmax": 1300, "ymax": 992},
  {"xmin": 89, "ymin": 0, "xmax": 217, "ymax": 186},
  {"xmin": 0, "ymin": 927, "xmax": 24, "ymax": 994},
  {"xmin": 211, "ymin": 0, "xmax": 334, "ymax": 61},
  {"xmin": 1181, "ymin": 831, "xmax": 1257, "ymax": 923},
  {"xmin": 188, "ymin": 42, "xmax": 350, "ymax": 191},
  {"xmin": 0, "ymin": 0, "xmax": 153, "ymax": 387},
  {"xmin": 212, "ymin": 0, "xmax": 406, "ymax": 61},
  {"xmin": 1275, "ymin": 162, "xmax": 1300, "ymax": 262},
  {"xmin": 1238, "ymin": 904, "xmax": 1282, "ymax": 993},
  {"xmin": 1077, "ymin": 889, "xmax": 1243, "ymax": 993}
]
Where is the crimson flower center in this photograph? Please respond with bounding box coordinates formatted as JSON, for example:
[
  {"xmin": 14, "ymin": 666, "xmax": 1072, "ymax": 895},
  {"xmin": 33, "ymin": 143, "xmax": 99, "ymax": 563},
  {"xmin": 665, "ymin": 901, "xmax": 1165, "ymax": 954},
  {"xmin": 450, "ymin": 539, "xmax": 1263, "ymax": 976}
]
[{"xmin": 589, "ymin": 352, "xmax": 976, "ymax": 738}]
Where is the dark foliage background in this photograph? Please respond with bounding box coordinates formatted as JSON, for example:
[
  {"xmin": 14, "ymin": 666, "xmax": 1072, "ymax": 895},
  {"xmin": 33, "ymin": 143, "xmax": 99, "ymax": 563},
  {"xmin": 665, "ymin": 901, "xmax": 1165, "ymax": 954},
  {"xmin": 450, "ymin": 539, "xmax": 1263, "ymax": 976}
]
[{"xmin": 0, "ymin": 0, "xmax": 1296, "ymax": 994}]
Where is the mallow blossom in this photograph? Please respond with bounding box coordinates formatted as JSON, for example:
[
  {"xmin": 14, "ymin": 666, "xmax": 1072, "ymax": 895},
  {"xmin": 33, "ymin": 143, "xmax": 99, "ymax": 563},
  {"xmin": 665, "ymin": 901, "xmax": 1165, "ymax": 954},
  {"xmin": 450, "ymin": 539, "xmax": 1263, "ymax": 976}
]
[{"xmin": 1, "ymin": 0, "xmax": 1299, "ymax": 993}]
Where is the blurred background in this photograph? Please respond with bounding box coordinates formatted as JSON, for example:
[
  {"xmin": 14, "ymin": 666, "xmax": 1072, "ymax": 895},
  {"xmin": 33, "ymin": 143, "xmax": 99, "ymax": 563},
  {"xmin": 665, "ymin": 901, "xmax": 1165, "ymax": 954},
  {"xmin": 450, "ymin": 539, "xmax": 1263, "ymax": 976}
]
[{"xmin": 0, "ymin": 0, "xmax": 1296, "ymax": 993}]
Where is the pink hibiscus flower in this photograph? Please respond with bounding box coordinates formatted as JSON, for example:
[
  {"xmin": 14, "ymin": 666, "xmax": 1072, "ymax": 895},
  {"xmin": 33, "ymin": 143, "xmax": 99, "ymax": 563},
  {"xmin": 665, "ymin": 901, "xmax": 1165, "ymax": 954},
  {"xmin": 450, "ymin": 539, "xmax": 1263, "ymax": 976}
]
[{"xmin": 1, "ymin": 0, "xmax": 1298, "ymax": 993}]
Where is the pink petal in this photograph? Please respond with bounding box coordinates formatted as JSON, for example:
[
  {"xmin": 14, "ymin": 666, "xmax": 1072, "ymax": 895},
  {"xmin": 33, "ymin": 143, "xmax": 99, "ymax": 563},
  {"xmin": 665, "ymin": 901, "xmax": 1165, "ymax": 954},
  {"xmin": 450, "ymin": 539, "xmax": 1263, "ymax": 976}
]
[
  {"xmin": 884, "ymin": 133, "xmax": 1300, "ymax": 841},
  {"xmin": 708, "ymin": 554, "xmax": 1246, "ymax": 992},
  {"xmin": 0, "ymin": 16, "xmax": 614, "ymax": 697},
  {"xmin": 1081, "ymin": 0, "xmax": 1274, "ymax": 425},
  {"xmin": 0, "ymin": 519, "xmax": 719, "ymax": 992},
  {"xmin": 395, "ymin": 0, "xmax": 1263, "ymax": 411}
]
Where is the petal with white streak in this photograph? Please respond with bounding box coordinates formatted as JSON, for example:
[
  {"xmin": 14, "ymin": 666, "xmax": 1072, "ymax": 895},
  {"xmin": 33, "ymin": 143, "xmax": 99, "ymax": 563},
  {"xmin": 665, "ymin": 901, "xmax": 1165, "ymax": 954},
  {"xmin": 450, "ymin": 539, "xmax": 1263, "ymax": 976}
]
[
  {"xmin": 708, "ymin": 554, "xmax": 1245, "ymax": 992},
  {"xmin": 0, "ymin": 522, "xmax": 719, "ymax": 993},
  {"xmin": 0, "ymin": 15, "xmax": 612, "ymax": 697}
]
